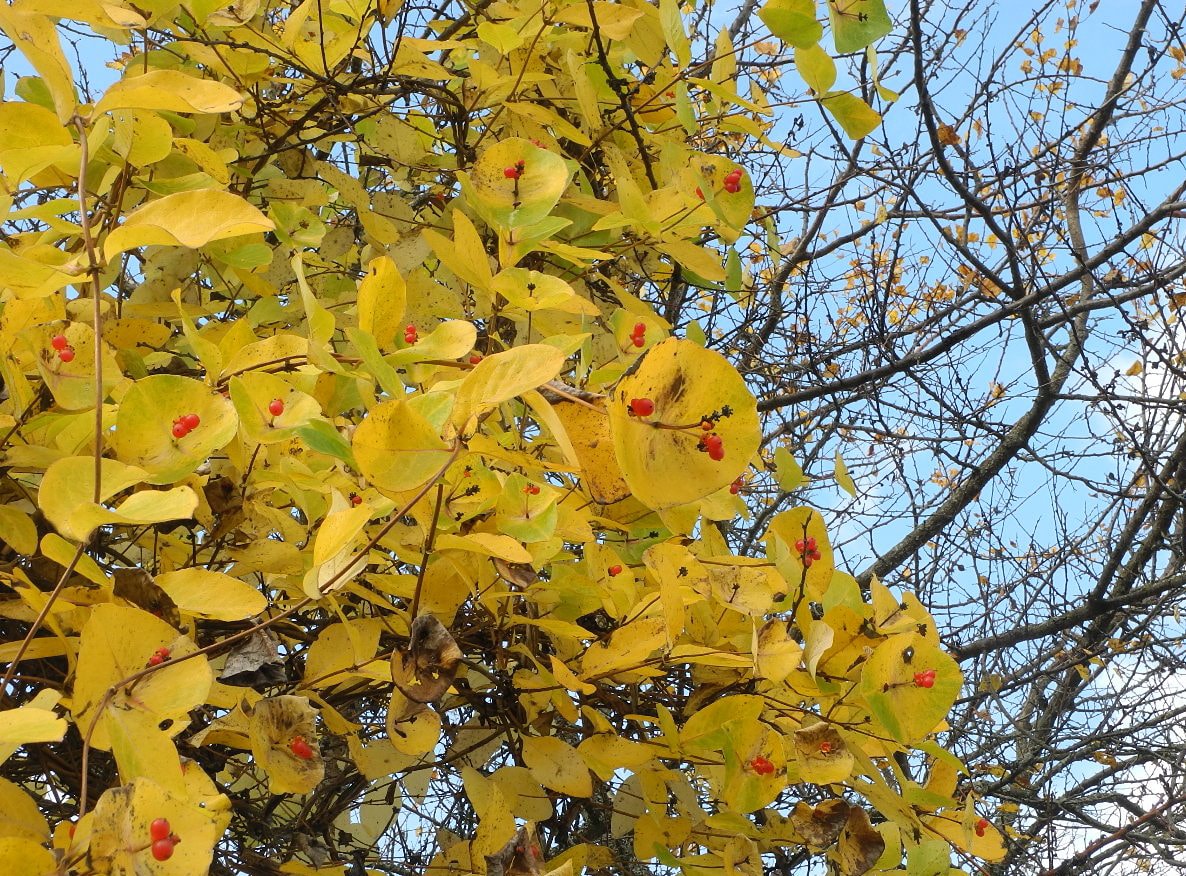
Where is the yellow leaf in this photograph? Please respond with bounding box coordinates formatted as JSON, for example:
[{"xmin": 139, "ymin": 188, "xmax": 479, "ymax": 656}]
[
  {"xmin": 111, "ymin": 375, "xmax": 238, "ymax": 484},
  {"xmin": 451, "ymin": 344, "xmax": 568, "ymax": 431},
  {"xmin": 608, "ymin": 339, "xmax": 760, "ymax": 509},
  {"xmin": 551, "ymin": 396, "xmax": 631, "ymax": 505},
  {"xmin": 247, "ymin": 695, "xmax": 324, "ymax": 795},
  {"xmin": 834, "ymin": 452, "xmax": 857, "ymax": 496},
  {"xmin": 38, "ymin": 457, "xmax": 198, "ymax": 543},
  {"xmin": 0, "ymin": 506, "xmax": 38, "ymax": 556},
  {"xmin": 353, "ymin": 398, "xmax": 454, "ymax": 494},
  {"xmin": 0, "ymin": 703, "xmax": 67, "ymax": 761},
  {"xmin": 104, "ymin": 190, "xmax": 274, "ymax": 259},
  {"xmin": 154, "ymin": 568, "xmax": 267, "ymax": 620},
  {"xmin": 0, "ymin": 776, "xmax": 50, "ymax": 841},
  {"xmin": 94, "ymin": 69, "xmax": 243, "ymax": 115},
  {"xmin": 522, "ymin": 735, "xmax": 593, "ymax": 797},
  {"xmin": 356, "ymin": 255, "xmax": 406, "ymax": 350},
  {"xmin": 0, "ymin": 5, "xmax": 76, "ymax": 122},
  {"xmin": 792, "ymin": 722, "xmax": 854, "ymax": 785},
  {"xmin": 72, "ymin": 604, "xmax": 212, "ymax": 751}
]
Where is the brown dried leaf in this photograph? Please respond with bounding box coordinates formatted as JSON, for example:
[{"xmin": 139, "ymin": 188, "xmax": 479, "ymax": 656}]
[
  {"xmin": 219, "ymin": 630, "xmax": 287, "ymax": 688},
  {"xmin": 790, "ymin": 798, "xmax": 850, "ymax": 847},
  {"xmin": 486, "ymin": 823, "xmax": 546, "ymax": 876},
  {"xmin": 835, "ymin": 807, "xmax": 885, "ymax": 876},
  {"xmin": 113, "ymin": 567, "xmax": 179, "ymax": 628},
  {"xmin": 392, "ymin": 614, "xmax": 462, "ymax": 705}
]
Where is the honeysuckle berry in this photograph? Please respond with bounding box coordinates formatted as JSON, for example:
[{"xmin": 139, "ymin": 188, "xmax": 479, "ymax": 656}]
[
  {"xmin": 524, "ymin": 484, "xmax": 540, "ymax": 495},
  {"xmin": 729, "ymin": 477, "xmax": 743, "ymax": 495},
  {"xmin": 148, "ymin": 653, "xmax": 165, "ymax": 666},
  {"xmin": 349, "ymin": 492, "xmax": 363, "ymax": 506},
  {"xmin": 171, "ymin": 422, "xmax": 188, "ymax": 439},
  {"xmin": 469, "ymin": 353, "xmax": 482, "ymax": 364},
  {"xmin": 404, "ymin": 324, "xmax": 418, "ymax": 344},
  {"xmin": 975, "ymin": 818, "xmax": 990, "ymax": 837},
  {"xmin": 290, "ymin": 736, "xmax": 314, "ymax": 759},
  {"xmin": 58, "ymin": 346, "xmax": 76, "ymax": 363},
  {"xmin": 632, "ymin": 322, "xmax": 646, "ymax": 337},
  {"xmin": 51, "ymin": 333, "xmax": 69, "ymax": 351},
  {"xmin": 818, "ymin": 741, "xmax": 833, "ymax": 754},
  {"xmin": 504, "ymin": 167, "xmax": 519, "ymax": 178},
  {"xmin": 150, "ymin": 818, "xmax": 171, "ymax": 842},
  {"xmin": 708, "ymin": 445, "xmax": 725, "ymax": 461},
  {"xmin": 914, "ymin": 669, "xmax": 937, "ymax": 688},
  {"xmin": 268, "ymin": 398, "xmax": 285, "ymax": 417},
  {"xmin": 629, "ymin": 398, "xmax": 655, "ymax": 417},
  {"xmin": 181, "ymin": 413, "xmax": 200, "ymax": 431},
  {"xmin": 749, "ymin": 755, "xmax": 774, "ymax": 775},
  {"xmin": 608, "ymin": 564, "xmax": 623, "ymax": 577},
  {"xmin": 151, "ymin": 838, "xmax": 176, "ymax": 861},
  {"xmin": 700, "ymin": 419, "xmax": 714, "ymax": 430}
]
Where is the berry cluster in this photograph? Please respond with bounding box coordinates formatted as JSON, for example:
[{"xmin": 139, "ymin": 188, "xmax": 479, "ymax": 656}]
[
  {"xmin": 794, "ymin": 536, "xmax": 821, "ymax": 568},
  {"xmin": 974, "ymin": 817, "xmax": 990, "ymax": 837},
  {"xmin": 404, "ymin": 324, "xmax": 418, "ymax": 345},
  {"xmin": 729, "ymin": 476, "xmax": 744, "ymax": 495},
  {"xmin": 503, "ymin": 159, "xmax": 526, "ymax": 180},
  {"xmin": 723, "ymin": 167, "xmax": 744, "ymax": 193},
  {"xmin": 748, "ymin": 755, "xmax": 774, "ymax": 775},
  {"xmin": 171, "ymin": 413, "xmax": 200, "ymax": 440},
  {"xmin": 913, "ymin": 668, "xmax": 937, "ymax": 688},
  {"xmin": 290, "ymin": 735, "xmax": 314, "ymax": 760},
  {"xmin": 51, "ymin": 333, "xmax": 76, "ymax": 363},
  {"xmin": 629, "ymin": 321, "xmax": 646, "ymax": 348},
  {"xmin": 348, "ymin": 491, "xmax": 363, "ymax": 507},
  {"xmin": 628, "ymin": 397, "xmax": 655, "ymax": 417},
  {"xmin": 608, "ymin": 564, "xmax": 623, "ymax": 577},
  {"xmin": 698, "ymin": 431, "xmax": 725, "ymax": 461},
  {"xmin": 146, "ymin": 646, "xmax": 170, "ymax": 667},
  {"xmin": 149, "ymin": 817, "xmax": 181, "ymax": 861},
  {"xmin": 268, "ymin": 397, "xmax": 284, "ymax": 417},
  {"xmin": 524, "ymin": 483, "xmax": 540, "ymax": 495}
]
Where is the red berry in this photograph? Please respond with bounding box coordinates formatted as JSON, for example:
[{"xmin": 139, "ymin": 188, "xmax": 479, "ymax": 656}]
[
  {"xmin": 632, "ymin": 322, "xmax": 646, "ymax": 337},
  {"xmin": 708, "ymin": 445, "xmax": 725, "ymax": 461},
  {"xmin": 629, "ymin": 398, "xmax": 655, "ymax": 417},
  {"xmin": 181, "ymin": 413, "xmax": 200, "ymax": 430},
  {"xmin": 729, "ymin": 478, "xmax": 743, "ymax": 495},
  {"xmin": 404, "ymin": 324, "xmax": 418, "ymax": 344},
  {"xmin": 469, "ymin": 354, "xmax": 482, "ymax": 364},
  {"xmin": 150, "ymin": 818, "xmax": 171, "ymax": 841},
  {"xmin": 58, "ymin": 346, "xmax": 76, "ymax": 363},
  {"xmin": 290, "ymin": 736, "xmax": 313, "ymax": 759},
  {"xmin": 151, "ymin": 838, "xmax": 175, "ymax": 861},
  {"xmin": 704, "ymin": 434, "xmax": 723, "ymax": 451},
  {"xmin": 51, "ymin": 333, "xmax": 68, "ymax": 351},
  {"xmin": 349, "ymin": 492, "xmax": 362, "ymax": 506},
  {"xmin": 726, "ymin": 168, "xmax": 743, "ymax": 181},
  {"xmin": 700, "ymin": 420, "xmax": 714, "ymax": 430},
  {"xmin": 724, "ymin": 181, "xmax": 740, "ymax": 193},
  {"xmin": 749, "ymin": 756, "xmax": 774, "ymax": 775},
  {"xmin": 818, "ymin": 741, "xmax": 833, "ymax": 754},
  {"xmin": 268, "ymin": 398, "xmax": 285, "ymax": 417},
  {"xmin": 608, "ymin": 565, "xmax": 622, "ymax": 577},
  {"xmin": 171, "ymin": 422, "xmax": 188, "ymax": 439},
  {"xmin": 155, "ymin": 647, "xmax": 170, "ymax": 659},
  {"xmin": 632, "ymin": 336, "xmax": 645, "ymax": 347},
  {"xmin": 524, "ymin": 484, "xmax": 540, "ymax": 495},
  {"xmin": 914, "ymin": 669, "xmax": 937, "ymax": 689},
  {"xmin": 504, "ymin": 167, "xmax": 519, "ymax": 178},
  {"xmin": 147, "ymin": 653, "xmax": 164, "ymax": 666}
]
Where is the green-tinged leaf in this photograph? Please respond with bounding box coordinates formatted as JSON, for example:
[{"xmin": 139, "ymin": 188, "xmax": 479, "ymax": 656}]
[
  {"xmin": 828, "ymin": 0, "xmax": 893, "ymax": 53},
  {"xmin": 821, "ymin": 91, "xmax": 882, "ymax": 139},
  {"xmin": 759, "ymin": 0, "xmax": 823, "ymax": 48}
]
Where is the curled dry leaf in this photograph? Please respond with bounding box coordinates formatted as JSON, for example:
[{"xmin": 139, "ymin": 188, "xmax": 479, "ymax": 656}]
[
  {"xmin": 485, "ymin": 823, "xmax": 546, "ymax": 876},
  {"xmin": 790, "ymin": 798, "xmax": 850, "ymax": 848},
  {"xmin": 219, "ymin": 630, "xmax": 287, "ymax": 689},
  {"xmin": 113, "ymin": 567, "xmax": 180, "ymax": 629},
  {"xmin": 392, "ymin": 614, "xmax": 463, "ymax": 706}
]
